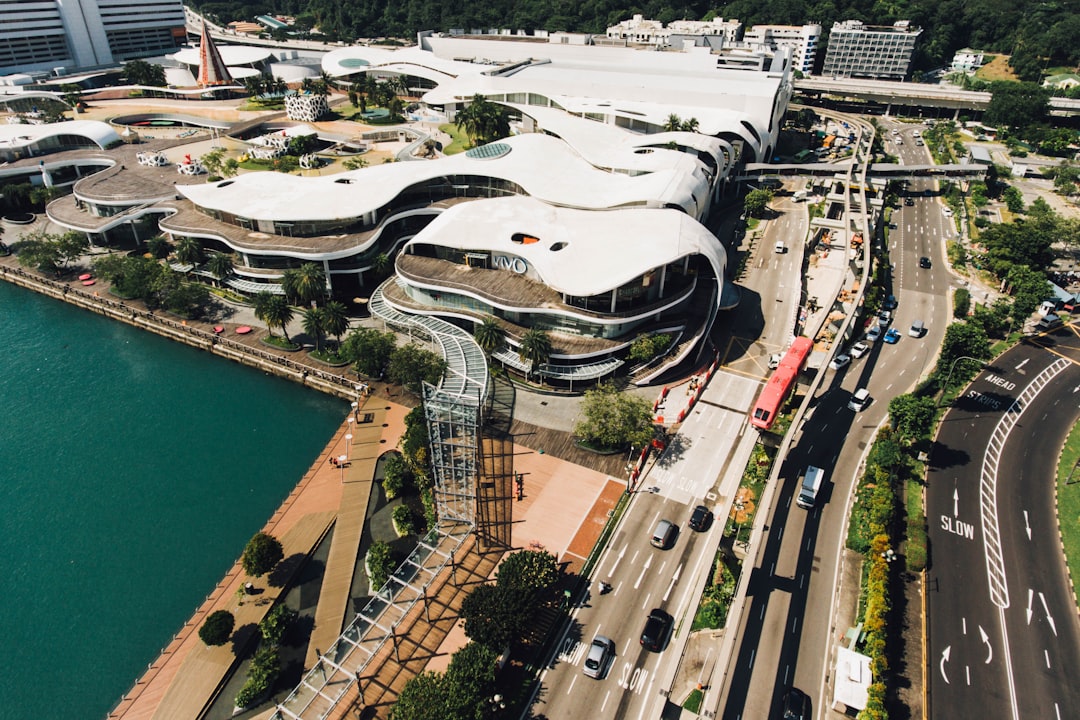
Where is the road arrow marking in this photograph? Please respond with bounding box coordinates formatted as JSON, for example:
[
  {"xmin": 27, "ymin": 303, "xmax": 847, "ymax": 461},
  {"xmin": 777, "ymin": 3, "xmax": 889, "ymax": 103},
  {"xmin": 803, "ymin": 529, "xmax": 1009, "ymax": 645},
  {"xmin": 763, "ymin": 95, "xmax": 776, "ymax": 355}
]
[
  {"xmin": 1027, "ymin": 589, "xmax": 1034, "ymax": 625},
  {"xmin": 1016, "ymin": 358, "xmax": 1029, "ymax": 371},
  {"xmin": 979, "ymin": 626, "xmax": 993, "ymax": 664},
  {"xmin": 1038, "ymin": 592, "xmax": 1058, "ymax": 636},
  {"xmin": 608, "ymin": 544, "xmax": 627, "ymax": 575},
  {"xmin": 1024, "ymin": 511, "xmax": 1031, "ymax": 540},
  {"xmin": 954, "ymin": 488, "xmax": 959, "ymax": 517},
  {"xmin": 634, "ymin": 555, "xmax": 652, "ymax": 590},
  {"xmin": 940, "ymin": 646, "xmax": 951, "ymax": 684}
]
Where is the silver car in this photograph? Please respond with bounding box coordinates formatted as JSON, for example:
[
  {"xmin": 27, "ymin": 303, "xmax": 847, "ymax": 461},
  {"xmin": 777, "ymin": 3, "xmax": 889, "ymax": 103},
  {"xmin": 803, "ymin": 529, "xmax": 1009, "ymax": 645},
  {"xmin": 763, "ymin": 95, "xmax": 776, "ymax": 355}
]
[{"xmin": 583, "ymin": 635, "xmax": 615, "ymax": 678}]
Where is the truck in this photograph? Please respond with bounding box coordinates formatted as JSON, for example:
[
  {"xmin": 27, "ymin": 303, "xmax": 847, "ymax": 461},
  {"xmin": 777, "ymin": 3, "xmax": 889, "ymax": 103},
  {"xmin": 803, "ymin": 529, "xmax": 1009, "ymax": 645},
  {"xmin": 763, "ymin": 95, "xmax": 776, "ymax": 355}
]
[{"xmin": 796, "ymin": 465, "xmax": 824, "ymax": 509}]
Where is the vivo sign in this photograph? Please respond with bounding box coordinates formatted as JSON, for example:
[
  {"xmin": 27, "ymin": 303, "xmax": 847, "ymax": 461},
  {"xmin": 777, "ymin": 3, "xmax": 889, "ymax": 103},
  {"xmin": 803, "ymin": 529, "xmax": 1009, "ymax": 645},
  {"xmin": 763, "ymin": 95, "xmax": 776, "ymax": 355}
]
[{"xmin": 492, "ymin": 254, "xmax": 528, "ymax": 274}]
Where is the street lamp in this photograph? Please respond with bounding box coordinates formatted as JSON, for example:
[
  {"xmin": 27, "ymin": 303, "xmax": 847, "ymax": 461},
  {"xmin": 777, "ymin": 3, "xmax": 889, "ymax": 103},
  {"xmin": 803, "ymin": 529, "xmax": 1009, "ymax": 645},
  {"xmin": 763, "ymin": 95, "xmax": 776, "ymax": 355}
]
[
  {"xmin": 345, "ymin": 433, "xmax": 353, "ymax": 461},
  {"xmin": 937, "ymin": 355, "xmax": 985, "ymax": 409},
  {"xmin": 350, "ymin": 401, "xmax": 359, "ymax": 420}
]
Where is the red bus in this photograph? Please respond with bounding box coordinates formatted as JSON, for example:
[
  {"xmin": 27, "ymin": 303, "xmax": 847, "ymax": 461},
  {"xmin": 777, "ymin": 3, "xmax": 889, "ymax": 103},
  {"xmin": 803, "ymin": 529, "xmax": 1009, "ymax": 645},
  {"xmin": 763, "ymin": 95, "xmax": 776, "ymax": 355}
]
[{"xmin": 749, "ymin": 337, "xmax": 813, "ymax": 431}]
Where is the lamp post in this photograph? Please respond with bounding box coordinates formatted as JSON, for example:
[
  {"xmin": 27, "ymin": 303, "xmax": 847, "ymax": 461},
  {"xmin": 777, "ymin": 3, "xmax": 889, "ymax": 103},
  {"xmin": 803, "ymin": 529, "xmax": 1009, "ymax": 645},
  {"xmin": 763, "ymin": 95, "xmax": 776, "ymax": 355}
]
[
  {"xmin": 350, "ymin": 400, "xmax": 359, "ymax": 420},
  {"xmin": 345, "ymin": 433, "xmax": 353, "ymax": 461},
  {"xmin": 937, "ymin": 355, "xmax": 985, "ymax": 409}
]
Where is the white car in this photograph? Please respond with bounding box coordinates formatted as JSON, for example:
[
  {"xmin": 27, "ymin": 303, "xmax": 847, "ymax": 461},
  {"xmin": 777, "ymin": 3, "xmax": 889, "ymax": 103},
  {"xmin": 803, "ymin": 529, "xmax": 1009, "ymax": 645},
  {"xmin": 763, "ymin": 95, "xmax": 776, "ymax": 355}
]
[
  {"xmin": 829, "ymin": 354, "xmax": 851, "ymax": 370},
  {"xmin": 867, "ymin": 326, "xmax": 883, "ymax": 342},
  {"xmin": 943, "ymin": 207, "xmax": 954, "ymax": 217},
  {"xmin": 850, "ymin": 341, "xmax": 870, "ymax": 358}
]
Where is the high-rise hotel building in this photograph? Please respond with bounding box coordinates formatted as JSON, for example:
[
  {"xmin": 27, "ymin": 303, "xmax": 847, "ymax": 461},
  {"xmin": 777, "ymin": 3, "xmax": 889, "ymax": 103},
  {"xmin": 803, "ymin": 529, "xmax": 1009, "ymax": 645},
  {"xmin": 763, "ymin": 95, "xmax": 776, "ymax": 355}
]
[
  {"xmin": 0, "ymin": 0, "xmax": 186, "ymax": 75},
  {"xmin": 822, "ymin": 20, "xmax": 921, "ymax": 81}
]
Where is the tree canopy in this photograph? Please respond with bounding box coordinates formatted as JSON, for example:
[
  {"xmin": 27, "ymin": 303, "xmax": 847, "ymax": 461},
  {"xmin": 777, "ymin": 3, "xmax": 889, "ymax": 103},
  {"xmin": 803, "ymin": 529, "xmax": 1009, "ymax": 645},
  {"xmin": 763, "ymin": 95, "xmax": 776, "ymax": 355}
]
[
  {"xmin": 241, "ymin": 531, "xmax": 284, "ymax": 577},
  {"xmin": 574, "ymin": 382, "xmax": 656, "ymax": 451}
]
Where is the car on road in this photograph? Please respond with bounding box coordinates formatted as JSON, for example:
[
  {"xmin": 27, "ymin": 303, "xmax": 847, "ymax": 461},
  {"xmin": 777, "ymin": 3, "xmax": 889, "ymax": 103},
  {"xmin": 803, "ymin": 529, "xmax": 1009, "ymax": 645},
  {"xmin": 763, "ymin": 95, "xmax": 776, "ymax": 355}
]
[
  {"xmin": 651, "ymin": 519, "xmax": 676, "ymax": 549},
  {"xmin": 866, "ymin": 325, "xmax": 882, "ymax": 342},
  {"xmin": 781, "ymin": 687, "xmax": 811, "ymax": 719},
  {"xmin": 883, "ymin": 294, "xmax": 898, "ymax": 310},
  {"xmin": 915, "ymin": 139, "xmax": 924, "ymax": 146},
  {"xmin": 583, "ymin": 635, "xmax": 615, "ymax": 678},
  {"xmin": 883, "ymin": 327, "xmax": 901, "ymax": 344},
  {"xmin": 909, "ymin": 319, "xmax": 925, "ymax": 337},
  {"xmin": 943, "ymin": 207, "xmax": 953, "ymax": 217},
  {"xmin": 768, "ymin": 353, "xmax": 781, "ymax": 370},
  {"xmin": 877, "ymin": 310, "xmax": 892, "ymax": 326},
  {"xmin": 848, "ymin": 387, "xmax": 871, "ymax": 411},
  {"xmin": 829, "ymin": 353, "xmax": 851, "ymax": 370},
  {"xmin": 904, "ymin": 197, "xmax": 914, "ymax": 206},
  {"xmin": 919, "ymin": 256, "xmax": 932, "ymax": 269},
  {"xmin": 774, "ymin": 241, "xmax": 786, "ymax": 253},
  {"xmin": 689, "ymin": 504, "xmax": 712, "ymax": 531},
  {"xmin": 850, "ymin": 341, "xmax": 870, "ymax": 358},
  {"xmin": 640, "ymin": 609, "xmax": 673, "ymax": 652}
]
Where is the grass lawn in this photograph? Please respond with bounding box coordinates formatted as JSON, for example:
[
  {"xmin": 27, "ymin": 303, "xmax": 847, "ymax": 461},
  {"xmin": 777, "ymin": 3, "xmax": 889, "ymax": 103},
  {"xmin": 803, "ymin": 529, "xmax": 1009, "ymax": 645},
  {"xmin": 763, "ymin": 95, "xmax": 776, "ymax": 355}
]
[
  {"xmin": 975, "ymin": 55, "xmax": 1018, "ymax": 83},
  {"xmin": 1056, "ymin": 422, "xmax": 1080, "ymax": 607},
  {"xmin": 905, "ymin": 477, "xmax": 927, "ymax": 572},
  {"xmin": 439, "ymin": 123, "xmax": 470, "ymax": 155}
]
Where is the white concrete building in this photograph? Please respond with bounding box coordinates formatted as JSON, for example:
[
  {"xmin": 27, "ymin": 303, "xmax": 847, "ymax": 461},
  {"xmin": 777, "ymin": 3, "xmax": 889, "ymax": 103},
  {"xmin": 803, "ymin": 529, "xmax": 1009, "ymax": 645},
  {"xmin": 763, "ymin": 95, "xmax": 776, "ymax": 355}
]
[
  {"xmin": 950, "ymin": 49, "xmax": 984, "ymax": 73},
  {"xmin": 605, "ymin": 14, "xmax": 742, "ymax": 47},
  {"xmin": 0, "ymin": 0, "xmax": 186, "ymax": 75},
  {"xmin": 742, "ymin": 24, "xmax": 822, "ymax": 74},
  {"xmin": 822, "ymin": 20, "xmax": 922, "ymax": 81}
]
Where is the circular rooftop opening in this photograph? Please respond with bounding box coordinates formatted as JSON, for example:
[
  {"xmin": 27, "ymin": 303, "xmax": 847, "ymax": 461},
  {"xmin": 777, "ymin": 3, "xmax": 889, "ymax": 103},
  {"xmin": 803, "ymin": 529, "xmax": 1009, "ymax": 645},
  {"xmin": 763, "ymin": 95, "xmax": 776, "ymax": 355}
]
[
  {"xmin": 550, "ymin": 242, "xmax": 568, "ymax": 252},
  {"xmin": 465, "ymin": 142, "xmax": 511, "ymax": 160},
  {"xmin": 339, "ymin": 58, "xmax": 371, "ymax": 68}
]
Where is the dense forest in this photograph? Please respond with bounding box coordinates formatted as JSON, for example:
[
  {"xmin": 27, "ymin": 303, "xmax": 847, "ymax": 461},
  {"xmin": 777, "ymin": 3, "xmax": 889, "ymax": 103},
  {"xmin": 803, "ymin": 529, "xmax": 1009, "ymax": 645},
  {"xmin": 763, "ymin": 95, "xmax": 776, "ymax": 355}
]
[{"xmin": 190, "ymin": 0, "xmax": 1080, "ymax": 77}]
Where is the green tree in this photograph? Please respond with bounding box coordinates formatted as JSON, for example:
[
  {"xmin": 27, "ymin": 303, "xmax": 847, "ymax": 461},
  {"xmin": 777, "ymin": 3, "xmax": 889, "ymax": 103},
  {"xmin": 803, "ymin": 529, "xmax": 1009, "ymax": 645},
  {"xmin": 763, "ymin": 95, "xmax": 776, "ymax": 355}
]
[
  {"xmin": 382, "ymin": 452, "xmax": 412, "ymax": 499},
  {"xmin": 200, "ymin": 147, "xmax": 225, "ymax": 179},
  {"xmin": 517, "ymin": 328, "xmax": 552, "ymax": 381},
  {"xmin": 984, "ymin": 82, "xmax": 1050, "ymax": 130},
  {"xmin": 262, "ymin": 294, "xmax": 295, "ymax": 342},
  {"xmin": 206, "ymin": 252, "xmax": 233, "ymax": 287},
  {"xmin": 496, "ymin": 548, "xmax": 559, "ymax": 598},
  {"xmin": 198, "ymin": 609, "xmax": 234, "ymax": 646},
  {"xmin": 122, "ymin": 59, "xmax": 166, "ymax": 87},
  {"xmin": 628, "ymin": 333, "xmax": 673, "ymax": 362},
  {"xmin": 241, "ymin": 532, "xmax": 284, "ymax": 578},
  {"xmin": 459, "ymin": 583, "xmax": 532, "ymax": 652},
  {"xmin": 680, "ymin": 117, "xmax": 699, "ymax": 133},
  {"xmin": 370, "ymin": 251, "xmax": 391, "ymax": 277},
  {"xmin": 341, "ymin": 327, "xmax": 397, "ymax": 376},
  {"xmin": 888, "ymin": 394, "xmax": 937, "ymax": 442},
  {"xmin": 146, "ymin": 235, "xmax": 171, "ymax": 259},
  {"xmin": 1003, "ymin": 186, "xmax": 1024, "ymax": 213},
  {"xmin": 174, "ymin": 236, "xmax": 203, "ymax": 269},
  {"xmin": 443, "ymin": 642, "xmax": 499, "ymax": 719},
  {"xmin": 287, "ymin": 262, "xmax": 326, "ymax": 305},
  {"xmin": 390, "ymin": 672, "xmax": 448, "ymax": 720},
  {"xmin": 322, "ymin": 300, "xmax": 350, "ymax": 346},
  {"xmin": 302, "ymin": 306, "xmax": 326, "ymax": 351},
  {"xmin": 366, "ymin": 540, "xmax": 395, "ymax": 590},
  {"xmin": 252, "ymin": 290, "xmax": 275, "ymax": 327},
  {"xmin": 473, "ymin": 316, "xmax": 506, "ymax": 355},
  {"xmin": 573, "ymin": 381, "xmax": 656, "ymax": 450},
  {"xmin": 939, "ymin": 322, "xmax": 992, "ymax": 371},
  {"xmin": 1005, "ymin": 264, "xmax": 1051, "ymax": 318},
  {"xmin": 387, "ymin": 343, "xmax": 448, "ymax": 394},
  {"xmin": 744, "ymin": 188, "xmax": 773, "ymax": 218},
  {"xmin": 953, "ymin": 288, "xmax": 971, "ymax": 318},
  {"xmin": 259, "ymin": 604, "xmax": 297, "ymax": 645},
  {"xmin": 162, "ymin": 280, "xmax": 209, "ymax": 318},
  {"xmin": 663, "ymin": 113, "xmax": 682, "ymax": 132},
  {"xmin": 454, "ymin": 93, "xmax": 510, "ymax": 147}
]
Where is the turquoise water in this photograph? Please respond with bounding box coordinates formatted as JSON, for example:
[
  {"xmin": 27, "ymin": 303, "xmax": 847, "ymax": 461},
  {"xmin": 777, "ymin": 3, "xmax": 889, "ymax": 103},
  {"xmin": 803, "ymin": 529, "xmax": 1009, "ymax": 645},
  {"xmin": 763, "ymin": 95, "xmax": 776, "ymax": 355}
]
[{"xmin": 0, "ymin": 281, "xmax": 346, "ymax": 719}]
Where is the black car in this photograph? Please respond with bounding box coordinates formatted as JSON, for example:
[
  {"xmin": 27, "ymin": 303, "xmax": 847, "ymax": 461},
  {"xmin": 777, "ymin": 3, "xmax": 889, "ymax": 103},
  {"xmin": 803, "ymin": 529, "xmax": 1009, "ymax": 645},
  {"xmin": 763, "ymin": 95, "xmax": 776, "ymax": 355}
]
[
  {"xmin": 689, "ymin": 505, "xmax": 712, "ymax": 531},
  {"xmin": 919, "ymin": 256, "xmax": 932, "ymax": 269},
  {"xmin": 640, "ymin": 608, "xmax": 672, "ymax": 652},
  {"xmin": 904, "ymin": 197, "xmax": 914, "ymax": 206},
  {"xmin": 781, "ymin": 687, "xmax": 810, "ymax": 720}
]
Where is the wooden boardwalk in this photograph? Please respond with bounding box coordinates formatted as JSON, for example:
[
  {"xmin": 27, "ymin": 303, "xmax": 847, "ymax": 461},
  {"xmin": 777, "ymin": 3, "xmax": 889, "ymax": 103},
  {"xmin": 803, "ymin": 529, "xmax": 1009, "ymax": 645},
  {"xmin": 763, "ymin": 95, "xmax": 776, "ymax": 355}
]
[{"xmin": 305, "ymin": 404, "xmax": 388, "ymax": 668}]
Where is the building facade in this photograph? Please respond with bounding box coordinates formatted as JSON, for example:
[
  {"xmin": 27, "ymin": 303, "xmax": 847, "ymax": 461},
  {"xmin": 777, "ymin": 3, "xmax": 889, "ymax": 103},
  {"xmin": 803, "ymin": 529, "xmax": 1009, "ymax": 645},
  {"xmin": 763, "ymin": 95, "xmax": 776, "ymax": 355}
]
[
  {"xmin": 821, "ymin": 20, "xmax": 921, "ymax": 81},
  {"xmin": 742, "ymin": 24, "xmax": 821, "ymax": 74},
  {"xmin": 0, "ymin": 0, "xmax": 186, "ymax": 76},
  {"xmin": 605, "ymin": 15, "xmax": 742, "ymax": 47}
]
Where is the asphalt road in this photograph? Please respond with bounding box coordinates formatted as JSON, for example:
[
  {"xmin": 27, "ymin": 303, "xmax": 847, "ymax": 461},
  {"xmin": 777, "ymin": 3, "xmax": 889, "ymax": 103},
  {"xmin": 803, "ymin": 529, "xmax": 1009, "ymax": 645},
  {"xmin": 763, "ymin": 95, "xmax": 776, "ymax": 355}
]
[
  {"xmin": 531, "ymin": 492, "xmax": 718, "ymax": 720},
  {"xmin": 927, "ymin": 333, "xmax": 1080, "ymax": 720},
  {"xmin": 720, "ymin": 117, "xmax": 957, "ymax": 719}
]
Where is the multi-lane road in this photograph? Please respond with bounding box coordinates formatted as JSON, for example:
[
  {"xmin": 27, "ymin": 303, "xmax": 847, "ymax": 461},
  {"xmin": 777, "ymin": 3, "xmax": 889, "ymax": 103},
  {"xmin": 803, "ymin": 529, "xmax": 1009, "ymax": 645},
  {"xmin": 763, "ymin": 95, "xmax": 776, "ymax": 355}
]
[{"xmin": 928, "ymin": 334, "xmax": 1080, "ymax": 720}]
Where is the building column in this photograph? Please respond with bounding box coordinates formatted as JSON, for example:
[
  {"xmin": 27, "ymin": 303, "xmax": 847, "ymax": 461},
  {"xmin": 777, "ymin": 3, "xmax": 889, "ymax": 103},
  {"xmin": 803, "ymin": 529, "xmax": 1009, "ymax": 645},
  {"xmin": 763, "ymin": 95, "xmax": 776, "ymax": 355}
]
[{"xmin": 610, "ymin": 288, "xmax": 617, "ymax": 314}]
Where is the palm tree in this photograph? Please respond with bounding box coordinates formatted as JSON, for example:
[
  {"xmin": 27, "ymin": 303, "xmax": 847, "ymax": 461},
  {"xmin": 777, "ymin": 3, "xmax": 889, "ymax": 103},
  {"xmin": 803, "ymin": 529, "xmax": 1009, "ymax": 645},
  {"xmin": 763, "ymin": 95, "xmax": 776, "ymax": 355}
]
[
  {"xmin": 174, "ymin": 236, "xmax": 203, "ymax": 270},
  {"xmin": 474, "ymin": 316, "xmax": 505, "ymax": 356},
  {"xmin": 371, "ymin": 252, "xmax": 392, "ymax": 278},
  {"xmin": 293, "ymin": 262, "xmax": 326, "ymax": 305},
  {"xmin": 302, "ymin": 306, "xmax": 326, "ymax": 351},
  {"xmin": 680, "ymin": 117, "xmax": 699, "ymax": 133},
  {"xmin": 252, "ymin": 289, "xmax": 275, "ymax": 327},
  {"xmin": 263, "ymin": 294, "xmax": 295, "ymax": 342},
  {"xmin": 518, "ymin": 329, "xmax": 552, "ymax": 382},
  {"xmin": 322, "ymin": 300, "xmax": 349, "ymax": 347},
  {"xmin": 146, "ymin": 235, "xmax": 171, "ymax": 259},
  {"xmin": 454, "ymin": 94, "xmax": 509, "ymax": 147},
  {"xmin": 663, "ymin": 114, "xmax": 682, "ymax": 132},
  {"xmin": 206, "ymin": 252, "xmax": 233, "ymax": 287}
]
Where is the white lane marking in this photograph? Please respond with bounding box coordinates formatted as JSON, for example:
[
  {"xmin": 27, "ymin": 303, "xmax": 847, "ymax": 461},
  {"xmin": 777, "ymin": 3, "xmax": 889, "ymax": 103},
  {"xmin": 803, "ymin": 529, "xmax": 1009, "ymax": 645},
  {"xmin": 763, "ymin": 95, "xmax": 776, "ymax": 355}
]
[
  {"xmin": 566, "ymin": 675, "xmax": 577, "ymax": 694},
  {"xmin": 979, "ymin": 626, "xmax": 992, "ymax": 664},
  {"xmin": 1045, "ymin": 649, "xmax": 1051, "ymax": 669},
  {"xmin": 1039, "ymin": 592, "xmax": 1058, "ymax": 636},
  {"xmin": 1024, "ymin": 511, "xmax": 1031, "ymax": 540},
  {"xmin": 634, "ymin": 555, "xmax": 652, "ymax": 589},
  {"xmin": 940, "ymin": 646, "xmax": 951, "ymax": 684},
  {"xmin": 608, "ymin": 544, "xmax": 627, "ymax": 575}
]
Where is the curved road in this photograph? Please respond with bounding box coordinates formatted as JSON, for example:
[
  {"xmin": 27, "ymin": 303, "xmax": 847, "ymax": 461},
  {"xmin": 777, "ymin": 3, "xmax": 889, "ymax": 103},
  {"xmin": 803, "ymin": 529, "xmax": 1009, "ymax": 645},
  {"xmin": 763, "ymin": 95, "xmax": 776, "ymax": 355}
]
[{"xmin": 927, "ymin": 331, "xmax": 1080, "ymax": 719}]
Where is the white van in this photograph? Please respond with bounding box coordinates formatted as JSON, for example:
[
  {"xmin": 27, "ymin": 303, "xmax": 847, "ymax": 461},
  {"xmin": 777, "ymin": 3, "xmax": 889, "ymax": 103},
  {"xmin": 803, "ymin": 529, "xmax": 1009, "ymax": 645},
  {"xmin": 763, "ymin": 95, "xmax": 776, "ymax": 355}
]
[
  {"xmin": 775, "ymin": 241, "xmax": 787, "ymax": 253},
  {"xmin": 797, "ymin": 466, "xmax": 825, "ymax": 509},
  {"xmin": 848, "ymin": 387, "xmax": 870, "ymax": 412},
  {"xmin": 793, "ymin": 190, "xmax": 807, "ymax": 202},
  {"xmin": 909, "ymin": 319, "xmax": 925, "ymax": 337}
]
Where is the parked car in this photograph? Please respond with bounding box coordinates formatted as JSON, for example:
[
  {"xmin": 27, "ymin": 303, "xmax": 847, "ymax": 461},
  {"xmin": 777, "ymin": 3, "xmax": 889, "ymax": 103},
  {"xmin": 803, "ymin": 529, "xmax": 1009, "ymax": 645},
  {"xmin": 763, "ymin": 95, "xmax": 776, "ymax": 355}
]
[
  {"xmin": 919, "ymin": 256, "xmax": 932, "ymax": 269},
  {"xmin": 850, "ymin": 341, "xmax": 870, "ymax": 358},
  {"xmin": 904, "ymin": 197, "xmax": 915, "ymax": 206},
  {"xmin": 884, "ymin": 328, "xmax": 901, "ymax": 344},
  {"xmin": 866, "ymin": 325, "xmax": 883, "ymax": 342},
  {"xmin": 640, "ymin": 609, "xmax": 673, "ymax": 652},
  {"xmin": 689, "ymin": 505, "xmax": 712, "ymax": 532},
  {"xmin": 583, "ymin": 635, "xmax": 615, "ymax": 678},
  {"xmin": 877, "ymin": 310, "xmax": 892, "ymax": 327},
  {"xmin": 829, "ymin": 353, "xmax": 851, "ymax": 370},
  {"xmin": 883, "ymin": 294, "xmax": 898, "ymax": 310}
]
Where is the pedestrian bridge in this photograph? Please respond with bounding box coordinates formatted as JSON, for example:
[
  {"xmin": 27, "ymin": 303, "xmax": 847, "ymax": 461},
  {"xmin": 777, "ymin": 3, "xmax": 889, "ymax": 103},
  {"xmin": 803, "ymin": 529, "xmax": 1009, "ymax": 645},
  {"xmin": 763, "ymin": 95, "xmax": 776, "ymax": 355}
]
[{"xmin": 740, "ymin": 162, "xmax": 988, "ymax": 182}]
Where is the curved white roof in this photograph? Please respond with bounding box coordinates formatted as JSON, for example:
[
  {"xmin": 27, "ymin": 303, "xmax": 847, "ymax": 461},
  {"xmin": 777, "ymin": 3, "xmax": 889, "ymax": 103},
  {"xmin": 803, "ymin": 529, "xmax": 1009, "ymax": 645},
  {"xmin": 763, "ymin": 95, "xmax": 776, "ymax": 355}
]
[
  {"xmin": 0, "ymin": 120, "xmax": 120, "ymax": 151},
  {"xmin": 403, "ymin": 195, "xmax": 726, "ymax": 299},
  {"xmin": 172, "ymin": 45, "xmax": 273, "ymax": 66},
  {"xmin": 178, "ymin": 132, "xmax": 707, "ymax": 222}
]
